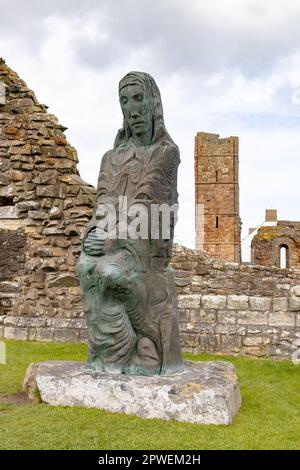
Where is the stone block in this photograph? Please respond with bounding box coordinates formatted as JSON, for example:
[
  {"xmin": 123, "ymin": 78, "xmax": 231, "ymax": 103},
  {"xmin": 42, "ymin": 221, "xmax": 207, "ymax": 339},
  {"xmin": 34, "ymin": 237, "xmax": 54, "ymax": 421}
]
[
  {"xmin": 3, "ymin": 316, "xmax": 19, "ymax": 326},
  {"xmin": 220, "ymin": 334, "xmax": 241, "ymax": 352},
  {"xmin": 215, "ymin": 324, "xmax": 237, "ymax": 335},
  {"xmin": 247, "ymin": 326, "xmax": 264, "ymax": 334},
  {"xmin": 244, "ymin": 346, "xmax": 267, "ymax": 357},
  {"xmin": 79, "ymin": 329, "xmax": 88, "ymax": 343},
  {"xmin": 9, "ymin": 170, "xmax": 26, "ymax": 181},
  {"xmin": 4, "ymin": 326, "xmax": 27, "ymax": 340},
  {"xmin": 237, "ymin": 310, "xmax": 268, "ymax": 325},
  {"xmin": 227, "ymin": 295, "xmax": 249, "ymax": 310},
  {"xmin": 199, "ymin": 334, "xmax": 220, "ymax": 351},
  {"xmin": 0, "ymin": 297, "xmax": 14, "ymax": 307},
  {"xmin": 269, "ymin": 345, "xmax": 290, "ymax": 357},
  {"xmin": 273, "ymin": 297, "xmax": 288, "ymax": 312},
  {"xmin": 269, "ymin": 311, "xmax": 295, "ymax": 327},
  {"xmin": 180, "ymin": 322, "xmax": 197, "ymax": 332},
  {"xmin": 46, "ymin": 318, "xmax": 70, "ymax": 328},
  {"xmin": 28, "ymin": 328, "xmax": 37, "ymax": 341},
  {"xmin": 289, "ymin": 296, "xmax": 300, "ymax": 312},
  {"xmin": 68, "ymin": 286, "xmax": 81, "ymax": 296},
  {"xmin": 175, "ymin": 278, "xmax": 192, "ymax": 287},
  {"xmin": 190, "ymin": 308, "xmax": 216, "ymax": 323},
  {"xmin": 53, "ymin": 328, "xmax": 80, "ymax": 342},
  {"xmin": 249, "ymin": 297, "xmax": 271, "ymax": 311},
  {"xmin": 36, "ymin": 185, "xmax": 64, "ymax": 198},
  {"xmin": 177, "ymin": 309, "xmax": 190, "ymax": 322},
  {"xmin": 291, "ymin": 285, "xmax": 300, "ymax": 297},
  {"xmin": 0, "ymin": 174, "xmax": 10, "ymax": 185},
  {"xmin": 47, "ymin": 274, "xmax": 79, "ymax": 288},
  {"xmin": 0, "ymin": 281, "xmax": 20, "ymax": 292},
  {"xmin": 18, "ymin": 317, "xmax": 46, "ymax": 328},
  {"xmin": 36, "ymin": 328, "xmax": 54, "ymax": 342},
  {"xmin": 217, "ymin": 310, "xmax": 237, "ymax": 325},
  {"xmin": 68, "ymin": 319, "xmax": 86, "ymax": 329},
  {"xmin": 243, "ymin": 336, "xmax": 263, "ymax": 347},
  {"xmin": 23, "ymin": 360, "xmax": 241, "ymax": 425},
  {"xmin": 0, "ymin": 185, "xmax": 14, "ymax": 197},
  {"xmin": 180, "ymin": 333, "xmax": 200, "ymax": 348},
  {"xmin": 15, "ymin": 200, "xmax": 40, "ymax": 210},
  {"xmin": 177, "ymin": 294, "xmax": 201, "ymax": 309},
  {"xmin": 0, "ymin": 206, "xmax": 19, "ymax": 219},
  {"xmin": 201, "ymin": 295, "xmax": 226, "ymax": 309},
  {"xmin": 28, "ymin": 211, "xmax": 47, "ymax": 220}
]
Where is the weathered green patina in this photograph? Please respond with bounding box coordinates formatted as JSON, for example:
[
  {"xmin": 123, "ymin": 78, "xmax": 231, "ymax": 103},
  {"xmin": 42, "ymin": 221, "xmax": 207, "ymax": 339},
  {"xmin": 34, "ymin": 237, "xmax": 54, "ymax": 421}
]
[{"xmin": 77, "ymin": 72, "xmax": 184, "ymax": 376}]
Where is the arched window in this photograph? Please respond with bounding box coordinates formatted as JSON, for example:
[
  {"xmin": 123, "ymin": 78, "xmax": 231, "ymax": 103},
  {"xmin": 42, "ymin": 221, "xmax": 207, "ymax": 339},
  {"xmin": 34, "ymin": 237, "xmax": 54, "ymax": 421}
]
[{"xmin": 279, "ymin": 244, "xmax": 289, "ymax": 269}]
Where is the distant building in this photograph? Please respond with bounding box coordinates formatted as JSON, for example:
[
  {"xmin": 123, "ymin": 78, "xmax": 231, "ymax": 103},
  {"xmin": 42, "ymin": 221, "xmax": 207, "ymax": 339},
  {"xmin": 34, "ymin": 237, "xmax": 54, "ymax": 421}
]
[
  {"xmin": 242, "ymin": 209, "xmax": 278, "ymax": 262},
  {"xmin": 251, "ymin": 216, "xmax": 300, "ymax": 269}
]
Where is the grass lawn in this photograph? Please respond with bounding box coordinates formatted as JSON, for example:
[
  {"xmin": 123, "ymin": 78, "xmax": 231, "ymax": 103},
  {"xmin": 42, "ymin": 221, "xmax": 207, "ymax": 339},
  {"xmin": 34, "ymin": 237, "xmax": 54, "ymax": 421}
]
[{"xmin": 0, "ymin": 339, "xmax": 299, "ymax": 450}]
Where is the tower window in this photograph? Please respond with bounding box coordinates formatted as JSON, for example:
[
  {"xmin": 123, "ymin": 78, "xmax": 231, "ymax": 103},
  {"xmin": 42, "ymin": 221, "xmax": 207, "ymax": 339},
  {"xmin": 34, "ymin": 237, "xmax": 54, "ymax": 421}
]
[
  {"xmin": 216, "ymin": 170, "xmax": 218, "ymax": 182},
  {"xmin": 216, "ymin": 216, "xmax": 219, "ymax": 228}
]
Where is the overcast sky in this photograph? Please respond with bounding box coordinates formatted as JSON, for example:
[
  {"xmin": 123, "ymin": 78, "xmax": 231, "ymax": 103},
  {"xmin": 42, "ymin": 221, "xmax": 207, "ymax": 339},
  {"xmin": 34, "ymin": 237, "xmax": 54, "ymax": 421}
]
[{"xmin": 1, "ymin": 0, "xmax": 300, "ymax": 259}]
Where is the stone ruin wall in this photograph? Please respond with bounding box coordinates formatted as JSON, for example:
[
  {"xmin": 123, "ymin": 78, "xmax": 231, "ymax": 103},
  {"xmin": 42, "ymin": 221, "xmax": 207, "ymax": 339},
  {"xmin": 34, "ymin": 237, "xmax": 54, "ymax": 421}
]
[
  {"xmin": 1, "ymin": 60, "xmax": 300, "ymax": 360},
  {"xmin": 1, "ymin": 243, "xmax": 300, "ymax": 360},
  {"xmin": 0, "ymin": 58, "xmax": 95, "ymax": 342},
  {"xmin": 173, "ymin": 246, "xmax": 300, "ymax": 359},
  {"xmin": 252, "ymin": 221, "xmax": 300, "ymax": 269}
]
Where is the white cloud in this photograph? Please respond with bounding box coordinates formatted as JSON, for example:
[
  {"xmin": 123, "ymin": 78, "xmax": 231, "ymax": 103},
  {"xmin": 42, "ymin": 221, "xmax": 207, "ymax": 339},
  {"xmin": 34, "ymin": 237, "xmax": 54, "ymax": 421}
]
[{"xmin": 1, "ymin": 0, "xmax": 300, "ymax": 256}]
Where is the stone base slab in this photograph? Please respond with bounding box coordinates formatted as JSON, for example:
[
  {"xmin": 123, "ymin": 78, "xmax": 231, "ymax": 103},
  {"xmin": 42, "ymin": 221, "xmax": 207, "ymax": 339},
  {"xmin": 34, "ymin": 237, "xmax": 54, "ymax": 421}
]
[{"xmin": 23, "ymin": 360, "xmax": 241, "ymax": 425}]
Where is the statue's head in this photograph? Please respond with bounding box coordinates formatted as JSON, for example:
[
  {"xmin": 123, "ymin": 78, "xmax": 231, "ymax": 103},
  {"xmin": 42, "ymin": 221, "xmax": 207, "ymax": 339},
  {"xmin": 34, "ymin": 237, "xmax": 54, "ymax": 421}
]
[
  {"xmin": 119, "ymin": 73, "xmax": 153, "ymax": 146},
  {"xmin": 115, "ymin": 71, "xmax": 175, "ymax": 149}
]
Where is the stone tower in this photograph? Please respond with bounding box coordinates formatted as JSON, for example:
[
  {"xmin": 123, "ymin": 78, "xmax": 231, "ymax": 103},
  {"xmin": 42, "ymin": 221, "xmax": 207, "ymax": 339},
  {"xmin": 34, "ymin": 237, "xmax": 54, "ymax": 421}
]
[{"xmin": 194, "ymin": 132, "xmax": 241, "ymax": 262}]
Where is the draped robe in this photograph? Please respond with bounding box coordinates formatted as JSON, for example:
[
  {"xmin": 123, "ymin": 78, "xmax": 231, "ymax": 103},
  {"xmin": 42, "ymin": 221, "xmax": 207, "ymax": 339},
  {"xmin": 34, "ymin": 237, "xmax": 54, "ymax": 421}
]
[{"xmin": 77, "ymin": 138, "xmax": 184, "ymax": 375}]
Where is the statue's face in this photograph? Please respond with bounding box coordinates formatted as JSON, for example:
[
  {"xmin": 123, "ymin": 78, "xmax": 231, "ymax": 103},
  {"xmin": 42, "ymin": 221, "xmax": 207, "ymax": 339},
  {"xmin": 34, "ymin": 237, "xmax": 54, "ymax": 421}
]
[{"xmin": 119, "ymin": 83, "xmax": 153, "ymax": 144}]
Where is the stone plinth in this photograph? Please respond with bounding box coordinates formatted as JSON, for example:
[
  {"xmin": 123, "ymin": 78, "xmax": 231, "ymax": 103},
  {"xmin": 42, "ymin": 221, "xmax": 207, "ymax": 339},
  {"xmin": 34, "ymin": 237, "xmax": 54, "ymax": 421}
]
[{"xmin": 23, "ymin": 360, "xmax": 241, "ymax": 425}]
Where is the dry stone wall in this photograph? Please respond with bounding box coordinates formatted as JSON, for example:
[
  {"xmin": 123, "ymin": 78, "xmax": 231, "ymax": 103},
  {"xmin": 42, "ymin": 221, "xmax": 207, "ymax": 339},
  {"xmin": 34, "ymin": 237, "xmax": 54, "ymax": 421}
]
[
  {"xmin": 173, "ymin": 246, "xmax": 300, "ymax": 359},
  {"xmin": 1, "ymin": 243, "xmax": 300, "ymax": 360},
  {"xmin": 0, "ymin": 58, "xmax": 95, "ymax": 337}
]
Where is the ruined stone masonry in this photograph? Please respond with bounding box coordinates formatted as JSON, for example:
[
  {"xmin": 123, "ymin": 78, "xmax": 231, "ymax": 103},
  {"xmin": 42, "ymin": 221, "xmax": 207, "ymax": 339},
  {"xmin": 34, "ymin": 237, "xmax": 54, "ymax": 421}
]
[
  {"xmin": 0, "ymin": 58, "xmax": 95, "ymax": 341},
  {"xmin": 1, "ymin": 242, "xmax": 300, "ymax": 359},
  {"xmin": 252, "ymin": 220, "xmax": 300, "ymax": 269},
  {"xmin": 195, "ymin": 132, "xmax": 241, "ymax": 263},
  {"xmin": 173, "ymin": 245, "xmax": 300, "ymax": 359}
]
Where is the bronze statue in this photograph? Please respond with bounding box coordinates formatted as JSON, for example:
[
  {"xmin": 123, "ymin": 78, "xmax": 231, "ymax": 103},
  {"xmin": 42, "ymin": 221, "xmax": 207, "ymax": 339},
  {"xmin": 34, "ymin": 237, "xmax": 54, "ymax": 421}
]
[{"xmin": 77, "ymin": 72, "xmax": 184, "ymax": 376}]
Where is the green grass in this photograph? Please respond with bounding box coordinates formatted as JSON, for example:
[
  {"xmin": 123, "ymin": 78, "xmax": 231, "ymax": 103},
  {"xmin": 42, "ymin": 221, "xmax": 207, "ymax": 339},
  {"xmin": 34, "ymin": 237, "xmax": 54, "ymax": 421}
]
[{"xmin": 0, "ymin": 340, "xmax": 299, "ymax": 450}]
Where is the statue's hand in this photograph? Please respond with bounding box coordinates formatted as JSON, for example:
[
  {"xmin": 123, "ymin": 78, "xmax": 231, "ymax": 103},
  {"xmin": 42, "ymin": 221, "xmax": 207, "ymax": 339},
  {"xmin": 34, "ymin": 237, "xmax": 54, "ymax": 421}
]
[{"xmin": 83, "ymin": 229, "xmax": 105, "ymax": 256}]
